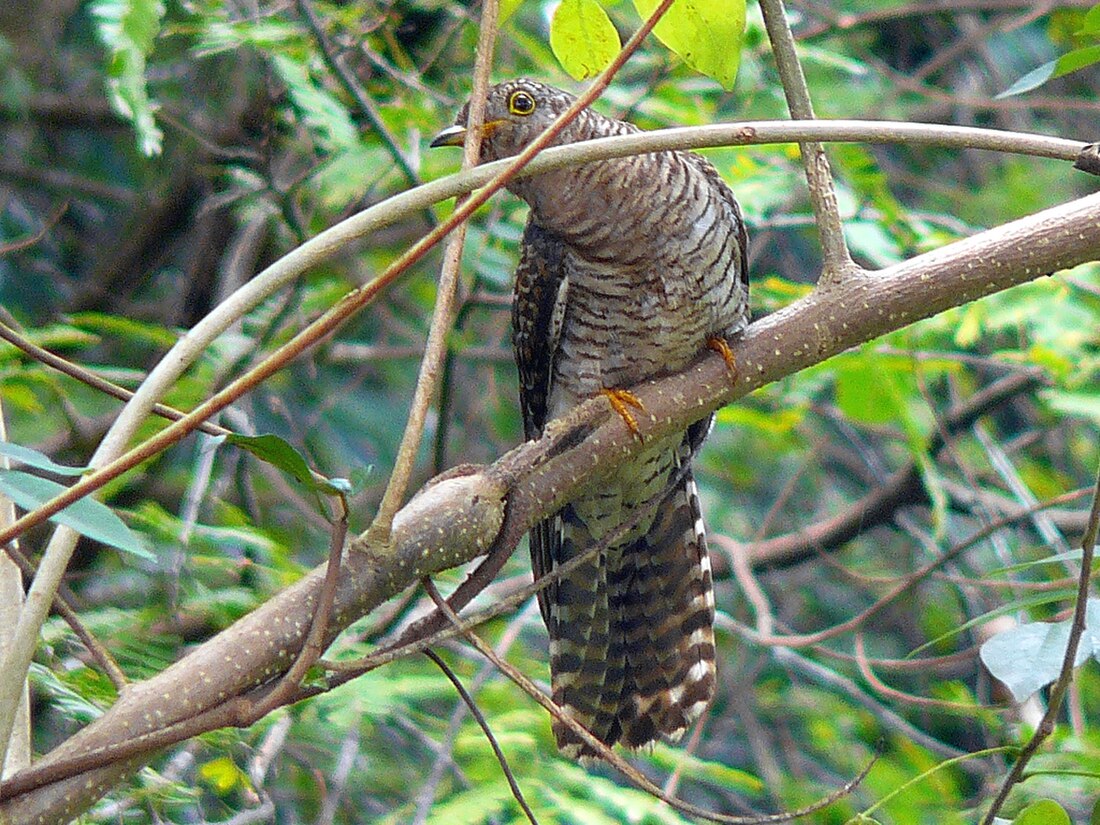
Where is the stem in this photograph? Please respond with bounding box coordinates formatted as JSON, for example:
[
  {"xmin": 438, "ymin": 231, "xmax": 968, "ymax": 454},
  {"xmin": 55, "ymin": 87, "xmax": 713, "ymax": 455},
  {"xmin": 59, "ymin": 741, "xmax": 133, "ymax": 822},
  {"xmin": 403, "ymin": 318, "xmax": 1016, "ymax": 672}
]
[
  {"xmin": 758, "ymin": 0, "xmax": 856, "ymax": 280},
  {"xmin": 365, "ymin": 0, "xmax": 500, "ymax": 544},
  {"xmin": 980, "ymin": 461, "xmax": 1100, "ymax": 823}
]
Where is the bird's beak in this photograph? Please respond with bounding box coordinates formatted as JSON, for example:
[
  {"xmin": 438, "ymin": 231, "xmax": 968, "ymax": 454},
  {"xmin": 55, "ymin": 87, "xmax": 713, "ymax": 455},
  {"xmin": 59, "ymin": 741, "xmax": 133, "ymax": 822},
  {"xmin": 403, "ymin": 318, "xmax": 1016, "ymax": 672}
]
[
  {"xmin": 429, "ymin": 124, "xmax": 467, "ymax": 148},
  {"xmin": 429, "ymin": 120, "xmax": 504, "ymax": 148}
]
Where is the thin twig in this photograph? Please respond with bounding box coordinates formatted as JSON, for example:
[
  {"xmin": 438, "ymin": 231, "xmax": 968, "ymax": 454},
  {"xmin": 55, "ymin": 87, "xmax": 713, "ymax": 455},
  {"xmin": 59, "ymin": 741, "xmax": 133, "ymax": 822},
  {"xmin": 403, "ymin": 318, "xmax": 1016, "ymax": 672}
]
[
  {"xmin": 757, "ymin": 0, "xmax": 856, "ymax": 280},
  {"xmin": 411, "ymin": 600, "xmax": 535, "ymax": 825},
  {"xmin": 0, "ymin": 321, "xmax": 227, "ymax": 436},
  {"xmin": 771, "ymin": 646, "xmax": 975, "ymax": 766},
  {"xmin": 422, "ymin": 624, "xmax": 538, "ymax": 824},
  {"xmin": 243, "ymin": 498, "xmax": 348, "ymax": 719},
  {"xmin": 365, "ymin": 0, "xmax": 500, "ymax": 543},
  {"xmin": 0, "ymin": 398, "xmax": 30, "ymax": 779},
  {"xmin": 0, "ymin": 541, "xmax": 128, "ymax": 690},
  {"xmin": 980, "ymin": 462, "xmax": 1100, "ymax": 823},
  {"xmin": 853, "ymin": 633, "xmax": 988, "ymax": 713},
  {"xmin": 0, "ymin": 202, "xmax": 68, "ymax": 255},
  {"xmin": 736, "ymin": 488, "xmax": 1091, "ymax": 649}
]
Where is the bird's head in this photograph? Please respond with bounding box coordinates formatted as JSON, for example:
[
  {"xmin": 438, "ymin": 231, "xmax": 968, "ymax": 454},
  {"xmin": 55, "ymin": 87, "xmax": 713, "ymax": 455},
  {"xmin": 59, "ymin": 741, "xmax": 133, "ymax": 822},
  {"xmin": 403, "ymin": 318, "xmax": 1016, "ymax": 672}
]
[{"xmin": 430, "ymin": 79, "xmax": 577, "ymax": 162}]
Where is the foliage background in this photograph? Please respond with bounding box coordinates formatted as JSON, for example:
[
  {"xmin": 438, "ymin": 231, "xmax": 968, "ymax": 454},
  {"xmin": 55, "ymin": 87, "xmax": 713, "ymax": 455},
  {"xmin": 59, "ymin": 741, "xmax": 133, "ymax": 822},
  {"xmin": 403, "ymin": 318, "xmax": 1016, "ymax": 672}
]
[{"xmin": 2, "ymin": 0, "xmax": 1100, "ymax": 822}]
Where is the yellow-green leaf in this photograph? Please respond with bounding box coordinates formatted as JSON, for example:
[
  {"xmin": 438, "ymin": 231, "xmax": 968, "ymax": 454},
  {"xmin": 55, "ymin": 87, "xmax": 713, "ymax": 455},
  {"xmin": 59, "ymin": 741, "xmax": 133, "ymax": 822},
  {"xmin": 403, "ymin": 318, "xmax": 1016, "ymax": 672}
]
[
  {"xmin": 1012, "ymin": 799, "xmax": 1071, "ymax": 825},
  {"xmin": 633, "ymin": 0, "xmax": 745, "ymax": 89},
  {"xmin": 550, "ymin": 0, "xmax": 621, "ymax": 81},
  {"xmin": 198, "ymin": 756, "xmax": 245, "ymax": 795},
  {"xmin": 499, "ymin": 0, "xmax": 525, "ymax": 24}
]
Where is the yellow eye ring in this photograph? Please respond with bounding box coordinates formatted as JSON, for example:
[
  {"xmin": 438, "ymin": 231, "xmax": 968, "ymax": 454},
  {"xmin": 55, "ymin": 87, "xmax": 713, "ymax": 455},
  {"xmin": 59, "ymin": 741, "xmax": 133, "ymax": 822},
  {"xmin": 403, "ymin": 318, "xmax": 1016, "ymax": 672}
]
[{"xmin": 508, "ymin": 90, "xmax": 536, "ymax": 116}]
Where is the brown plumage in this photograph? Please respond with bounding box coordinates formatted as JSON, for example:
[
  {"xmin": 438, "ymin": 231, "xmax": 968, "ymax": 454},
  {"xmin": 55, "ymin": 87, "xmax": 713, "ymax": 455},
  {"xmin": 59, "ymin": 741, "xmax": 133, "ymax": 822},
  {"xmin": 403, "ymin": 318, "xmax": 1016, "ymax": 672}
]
[{"xmin": 433, "ymin": 79, "xmax": 749, "ymax": 757}]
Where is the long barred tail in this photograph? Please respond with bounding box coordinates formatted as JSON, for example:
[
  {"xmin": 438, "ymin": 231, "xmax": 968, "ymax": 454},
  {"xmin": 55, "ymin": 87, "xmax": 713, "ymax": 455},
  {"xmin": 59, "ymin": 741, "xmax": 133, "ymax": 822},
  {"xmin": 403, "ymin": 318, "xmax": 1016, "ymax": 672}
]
[{"xmin": 544, "ymin": 442, "xmax": 717, "ymax": 758}]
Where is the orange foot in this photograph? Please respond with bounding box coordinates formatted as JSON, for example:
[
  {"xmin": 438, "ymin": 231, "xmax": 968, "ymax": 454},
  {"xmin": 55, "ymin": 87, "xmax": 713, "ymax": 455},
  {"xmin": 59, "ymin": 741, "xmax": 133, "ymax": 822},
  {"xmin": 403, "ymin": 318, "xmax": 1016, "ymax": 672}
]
[
  {"xmin": 601, "ymin": 388, "xmax": 645, "ymax": 439},
  {"xmin": 707, "ymin": 336, "xmax": 739, "ymax": 381}
]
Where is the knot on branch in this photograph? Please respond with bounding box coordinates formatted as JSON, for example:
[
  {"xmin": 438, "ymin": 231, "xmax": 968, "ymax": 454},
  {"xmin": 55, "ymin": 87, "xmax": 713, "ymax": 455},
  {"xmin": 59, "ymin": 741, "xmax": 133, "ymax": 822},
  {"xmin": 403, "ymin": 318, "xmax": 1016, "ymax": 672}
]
[{"xmin": 355, "ymin": 465, "xmax": 507, "ymax": 576}]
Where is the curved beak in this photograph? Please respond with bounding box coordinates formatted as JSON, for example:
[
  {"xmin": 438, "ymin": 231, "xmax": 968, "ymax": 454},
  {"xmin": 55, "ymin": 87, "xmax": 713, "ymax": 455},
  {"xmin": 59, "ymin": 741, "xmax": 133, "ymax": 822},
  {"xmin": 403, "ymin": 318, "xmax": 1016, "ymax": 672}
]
[
  {"xmin": 429, "ymin": 124, "xmax": 467, "ymax": 148},
  {"xmin": 429, "ymin": 120, "xmax": 504, "ymax": 148}
]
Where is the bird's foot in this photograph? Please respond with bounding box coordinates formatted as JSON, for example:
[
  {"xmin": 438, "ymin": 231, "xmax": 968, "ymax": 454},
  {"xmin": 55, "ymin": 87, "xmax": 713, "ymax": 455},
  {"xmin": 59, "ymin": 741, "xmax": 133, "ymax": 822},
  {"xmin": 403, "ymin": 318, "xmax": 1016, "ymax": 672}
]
[
  {"xmin": 600, "ymin": 388, "xmax": 645, "ymax": 439},
  {"xmin": 707, "ymin": 336, "xmax": 739, "ymax": 381}
]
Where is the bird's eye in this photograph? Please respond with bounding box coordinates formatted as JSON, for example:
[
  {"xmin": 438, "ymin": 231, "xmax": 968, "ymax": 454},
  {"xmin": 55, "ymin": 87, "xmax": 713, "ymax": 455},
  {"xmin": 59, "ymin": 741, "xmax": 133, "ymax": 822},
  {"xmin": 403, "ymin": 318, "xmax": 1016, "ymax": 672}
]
[{"xmin": 508, "ymin": 90, "xmax": 537, "ymax": 116}]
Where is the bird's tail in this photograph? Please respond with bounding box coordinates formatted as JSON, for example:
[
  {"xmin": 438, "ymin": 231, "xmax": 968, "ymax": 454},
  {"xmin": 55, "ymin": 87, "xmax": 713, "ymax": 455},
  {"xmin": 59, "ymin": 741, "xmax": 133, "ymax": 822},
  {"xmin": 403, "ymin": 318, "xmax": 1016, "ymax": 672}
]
[{"xmin": 547, "ymin": 453, "xmax": 717, "ymax": 758}]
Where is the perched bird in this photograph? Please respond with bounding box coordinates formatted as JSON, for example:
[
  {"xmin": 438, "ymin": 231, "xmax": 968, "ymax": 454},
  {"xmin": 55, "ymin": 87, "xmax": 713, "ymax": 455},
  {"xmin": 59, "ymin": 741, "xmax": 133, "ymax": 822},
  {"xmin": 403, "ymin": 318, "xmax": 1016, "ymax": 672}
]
[{"xmin": 432, "ymin": 79, "xmax": 749, "ymax": 757}]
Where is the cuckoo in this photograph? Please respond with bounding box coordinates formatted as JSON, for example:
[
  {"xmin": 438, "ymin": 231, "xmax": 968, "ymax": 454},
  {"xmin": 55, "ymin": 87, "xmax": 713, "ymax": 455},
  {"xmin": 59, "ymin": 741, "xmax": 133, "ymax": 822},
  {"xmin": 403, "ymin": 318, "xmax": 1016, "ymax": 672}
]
[{"xmin": 432, "ymin": 79, "xmax": 749, "ymax": 757}]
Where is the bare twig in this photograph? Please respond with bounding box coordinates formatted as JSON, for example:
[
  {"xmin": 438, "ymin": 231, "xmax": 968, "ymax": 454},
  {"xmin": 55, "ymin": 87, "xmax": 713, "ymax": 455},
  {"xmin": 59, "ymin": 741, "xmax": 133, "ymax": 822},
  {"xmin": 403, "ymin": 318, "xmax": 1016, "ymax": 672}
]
[
  {"xmin": 411, "ymin": 601, "xmax": 535, "ymax": 825},
  {"xmin": 0, "ymin": 202, "xmax": 68, "ymax": 255},
  {"xmin": 0, "ymin": 537, "xmax": 128, "ymax": 690},
  {"xmin": 853, "ymin": 633, "xmax": 988, "ymax": 713},
  {"xmin": 793, "ymin": 0, "xmax": 1095, "ymax": 39},
  {"xmin": 757, "ymin": 0, "xmax": 856, "ymax": 280},
  {"xmin": 422, "ymin": 608, "xmax": 538, "ymax": 824},
  {"xmin": 365, "ymin": 0, "xmax": 500, "ymax": 543},
  {"xmin": 980, "ymin": 461, "xmax": 1100, "ymax": 823},
  {"xmin": 746, "ymin": 370, "xmax": 1046, "ymax": 568},
  {"xmin": 0, "ymin": 321, "xmax": 227, "ymax": 437},
  {"xmin": 296, "ymin": 0, "xmax": 425, "ymax": 192},
  {"xmin": 426, "ymin": 577, "xmax": 873, "ymax": 824},
  {"xmin": 737, "ymin": 488, "xmax": 1093, "ymax": 649},
  {"xmin": 242, "ymin": 498, "xmax": 348, "ymax": 720},
  {"xmin": 772, "ymin": 647, "xmax": 975, "ymax": 765},
  {"xmin": 0, "ymin": 398, "xmax": 30, "ymax": 779}
]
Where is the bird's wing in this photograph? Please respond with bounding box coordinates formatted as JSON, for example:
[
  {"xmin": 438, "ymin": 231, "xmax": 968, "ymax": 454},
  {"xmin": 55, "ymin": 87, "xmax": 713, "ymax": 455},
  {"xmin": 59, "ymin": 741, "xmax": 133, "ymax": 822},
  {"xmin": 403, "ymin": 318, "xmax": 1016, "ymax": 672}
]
[
  {"xmin": 512, "ymin": 216, "xmax": 570, "ymax": 627},
  {"xmin": 512, "ymin": 217, "xmax": 568, "ymax": 440},
  {"xmin": 692, "ymin": 154, "xmax": 750, "ymax": 311}
]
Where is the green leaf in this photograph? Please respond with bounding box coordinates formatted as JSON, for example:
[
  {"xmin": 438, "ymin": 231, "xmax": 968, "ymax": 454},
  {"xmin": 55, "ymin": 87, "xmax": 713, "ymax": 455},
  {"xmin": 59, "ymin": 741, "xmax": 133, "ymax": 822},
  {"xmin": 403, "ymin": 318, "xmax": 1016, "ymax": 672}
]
[
  {"xmin": 90, "ymin": 0, "xmax": 166, "ymax": 155},
  {"xmin": 990, "ymin": 548, "xmax": 1083, "ymax": 575},
  {"xmin": 226, "ymin": 433, "xmax": 314, "ymax": 486},
  {"xmin": 271, "ymin": 53, "xmax": 357, "ymax": 150},
  {"xmin": 998, "ymin": 44, "xmax": 1100, "ymax": 98},
  {"xmin": 198, "ymin": 756, "xmax": 247, "ymax": 795},
  {"xmin": 911, "ymin": 588, "xmax": 1079, "ymax": 656},
  {"xmin": 0, "ymin": 469, "xmax": 152, "ymax": 560},
  {"xmin": 226, "ymin": 433, "xmax": 346, "ymax": 496},
  {"xmin": 0, "ymin": 442, "xmax": 89, "ymax": 476},
  {"xmin": 550, "ymin": 0, "xmax": 621, "ymax": 81},
  {"xmin": 68, "ymin": 312, "xmax": 180, "ymax": 350},
  {"xmin": 1082, "ymin": 4, "xmax": 1100, "ymax": 35},
  {"xmin": 633, "ymin": 0, "xmax": 745, "ymax": 89},
  {"xmin": 834, "ymin": 362, "xmax": 902, "ymax": 425},
  {"xmin": 1042, "ymin": 388, "xmax": 1100, "ymax": 422},
  {"xmin": 978, "ymin": 598, "xmax": 1100, "ymax": 702},
  {"xmin": 1012, "ymin": 799, "xmax": 1071, "ymax": 825}
]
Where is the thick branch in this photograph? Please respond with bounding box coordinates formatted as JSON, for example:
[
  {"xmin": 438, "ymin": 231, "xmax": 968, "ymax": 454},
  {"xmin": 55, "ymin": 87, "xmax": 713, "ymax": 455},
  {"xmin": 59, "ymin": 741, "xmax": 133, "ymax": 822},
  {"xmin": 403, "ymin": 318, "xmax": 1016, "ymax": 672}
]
[{"xmin": 4, "ymin": 189, "xmax": 1099, "ymax": 824}]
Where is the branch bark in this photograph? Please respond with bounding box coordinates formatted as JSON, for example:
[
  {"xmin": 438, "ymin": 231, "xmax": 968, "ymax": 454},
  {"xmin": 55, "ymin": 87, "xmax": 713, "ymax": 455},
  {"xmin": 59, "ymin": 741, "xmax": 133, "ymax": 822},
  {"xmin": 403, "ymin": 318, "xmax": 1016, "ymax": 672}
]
[{"xmin": 3, "ymin": 189, "xmax": 1100, "ymax": 824}]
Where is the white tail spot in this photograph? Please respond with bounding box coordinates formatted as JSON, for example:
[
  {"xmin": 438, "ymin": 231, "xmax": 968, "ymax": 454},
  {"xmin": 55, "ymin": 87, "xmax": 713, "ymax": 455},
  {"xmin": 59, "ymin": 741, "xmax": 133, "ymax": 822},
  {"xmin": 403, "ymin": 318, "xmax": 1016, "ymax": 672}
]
[{"xmin": 687, "ymin": 660, "xmax": 712, "ymax": 684}]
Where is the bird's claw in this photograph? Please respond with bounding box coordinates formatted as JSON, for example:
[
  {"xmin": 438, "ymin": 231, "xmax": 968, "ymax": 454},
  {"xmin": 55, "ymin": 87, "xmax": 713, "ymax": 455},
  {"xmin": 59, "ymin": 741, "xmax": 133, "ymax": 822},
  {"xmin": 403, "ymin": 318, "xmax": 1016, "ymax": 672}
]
[
  {"xmin": 601, "ymin": 388, "xmax": 645, "ymax": 440},
  {"xmin": 707, "ymin": 336, "xmax": 738, "ymax": 381}
]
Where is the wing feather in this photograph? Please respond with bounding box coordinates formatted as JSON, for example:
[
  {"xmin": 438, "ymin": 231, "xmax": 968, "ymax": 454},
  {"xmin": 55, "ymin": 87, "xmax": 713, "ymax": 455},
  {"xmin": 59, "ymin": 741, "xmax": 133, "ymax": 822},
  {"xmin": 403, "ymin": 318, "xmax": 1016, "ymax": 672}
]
[{"xmin": 511, "ymin": 217, "xmax": 570, "ymax": 626}]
